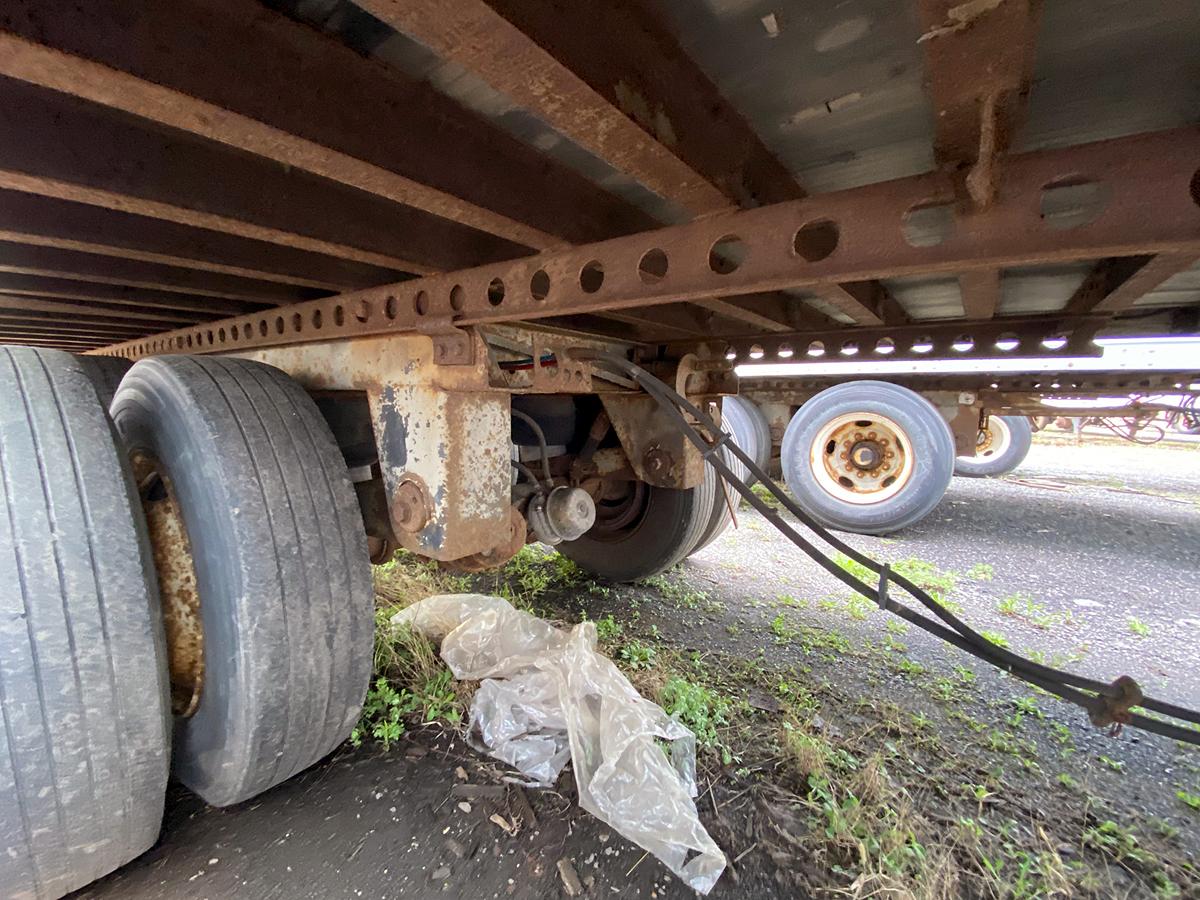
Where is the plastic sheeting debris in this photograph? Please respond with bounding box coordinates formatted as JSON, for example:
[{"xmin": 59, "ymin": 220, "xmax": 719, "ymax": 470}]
[{"xmin": 393, "ymin": 594, "xmax": 727, "ymax": 893}]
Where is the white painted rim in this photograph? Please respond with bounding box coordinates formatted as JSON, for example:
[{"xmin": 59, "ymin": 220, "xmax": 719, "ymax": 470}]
[
  {"xmin": 808, "ymin": 411, "xmax": 916, "ymax": 505},
  {"xmin": 975, "ymin": 416, "xmax": 1013, "ymax": 460}
]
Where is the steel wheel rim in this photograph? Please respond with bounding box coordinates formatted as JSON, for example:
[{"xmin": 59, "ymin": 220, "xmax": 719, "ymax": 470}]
[
  {"xmin": 809, "ymin": 412, "xmax": 915, "ymax": 505},
  {"xmin": 976, "ymin": 416, "xmax": 1013, "ymax": 460}
]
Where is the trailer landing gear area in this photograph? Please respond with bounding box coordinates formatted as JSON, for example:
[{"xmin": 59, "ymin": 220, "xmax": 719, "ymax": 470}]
[{"xmin": 2, "ymin": 0, "xmax": 1200, "ymax": 896}]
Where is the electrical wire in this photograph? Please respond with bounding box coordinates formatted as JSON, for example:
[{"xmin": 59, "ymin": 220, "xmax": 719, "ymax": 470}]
[
  {"xmin": 510, "ymin": 408, "xmax": 554, "ymax": 485},
  {"xmin": 569, "ymin": 348, "xmax": 1200, "ymax": 747}
]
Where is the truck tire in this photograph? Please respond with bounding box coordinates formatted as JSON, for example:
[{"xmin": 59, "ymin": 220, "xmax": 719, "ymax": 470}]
[
  {"xmin": 781, "ymin": 381, "xmax": 954, "ymax": 535},
  {"xmin": 76, "ymin": 355, "xmax": 134, "ymax": 408},
  {"xmin": 559, "ymin": 471, "xmax": 717, "ymax": 582},
  {"xmin": 111, "ymin": 356, "xmax": 374, "ymax": 807},
  {"xmin": 0, "ymin": 347, "xmax": 170, "ymax": 900},
  {"xmin": 689, "ymin": 445, "xmax": 737, "ymax": 555},
  {"xmin": 954, "ymin": 415, "xmax": 1033, "ymax": 477},
  {"xmin": 722, "ymin": 395, "xmax": 770, "ymax": 483}
]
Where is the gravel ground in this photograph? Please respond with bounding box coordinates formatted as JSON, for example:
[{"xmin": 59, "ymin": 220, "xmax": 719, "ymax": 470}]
[{"xmin": 76, "ymin": 439, "xmax": 1200, "ymax": 899}]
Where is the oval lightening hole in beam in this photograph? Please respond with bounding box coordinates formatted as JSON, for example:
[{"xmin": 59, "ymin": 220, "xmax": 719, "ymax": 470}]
[
  {"xmin": 793, "ymin": 220, "xmax": 839, "ymax": 261},
  {"xmin": 901, "ymin": 201, "xmax": 955, "ymax": 247},
  {"xmin": 638, "ymin": 249, "xmax": 669, "ymax": 283},
  {"xmin": 530, "ymin": 269, "xmax": 551, "ymax": 301},
  {"xmin": 1039, "ymin": 177, "xmax": 1110, "ymax": 230},
  {"xmin": 487, "ymin": 278, "xmax": 506, "ymax": 306},
  {"xmin": 708, "ymin": 235, "xmax": 747, "ymax": 274},
  {"xmin": 580, "ymin": 260, "xmax": 605, "ymax": 293}
]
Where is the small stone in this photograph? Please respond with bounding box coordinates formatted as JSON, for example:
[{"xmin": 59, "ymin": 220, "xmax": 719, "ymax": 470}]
[
  {"xmin": 431, "ymin": 866, "xmax": 451, "ymax": 881},
  {"xmin": 557, "ymin": 858, "xmax": 583, "ymax": 897},
  {"xmin": 455, "ymin": 766, "xmax": 469, "ymax": 781},
  {"xmin": 457, "ymin": 802, "xmax": 472, "ymax": 814}
]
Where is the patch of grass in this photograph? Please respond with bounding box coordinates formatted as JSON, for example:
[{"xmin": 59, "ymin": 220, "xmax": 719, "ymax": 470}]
[
  {"xmin": 770, "ymin": 613, "xmax": 797, "ymax": 644},
  {"xmin": 844, "ymin": 594, "xmax": 874, "ymax": 621},
  {"xmin": 967, "ymin": 563, "xmax": 995, "ymax": 581},
  {"xmin": 1057, "ymin": 772, "xmax": 1080, "ymax": 790},
  {"xmin": 591, "ymin": 612, "xmax": 622, "ymax": 643},
  {"xmin": 997, "ymin": 592, "xmax": 1070, "ymax": 629},
  {"xmin": 979, "ymin": 630, "xmax": 1010, "ymax": 648},
  {"xmin": 617, "ymin": 639, "xmax": 657, "ymax": 670},
  {"xmin": 834, "ymin": 553, "xmax": 964, "ymax": 614},
  {"xmin": 641, "ymin": 572, "xmax": 708, "ymax": 609},
  {"xmin": 892, "ymin": 657, "xmax": 925, "ymax": 677},
  {"xmin": 1128, "ymin": 616, "xmax": 1152, "ymax": 637},
  {"xmin": 658, "ymin": 676, "xmax": 730, "ymax": 756},
  {"xmin": 1099, "ymin": 754, "xmax": 1125, "ymax": 772},
  {"xmin": 351, "ymin": 613, "xmax": 466, "ymax": 749},
  {"xmin": 1177, "ymin": 789, "xmax": 1200, "ymax": 812},
  {"xmin": 1082, "ymin": 820, "xmax": 1155, "ymax": 866}
]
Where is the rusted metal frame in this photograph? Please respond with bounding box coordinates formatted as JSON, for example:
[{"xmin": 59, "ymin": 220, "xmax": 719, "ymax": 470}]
[
  {"xmin": 721, "ymin": 316, "xmax": 1105, "ymax": 364},
  {"xmin": 484, "ymin": 0, "xmax": 804, "ymax": 209},
  {"xmin": 95, "ymin": 128, "xmax": 1200, "ymax": 361},
  {"xmin": 0, "ymin": 32, "xmax": 550, "ymax": 250},
  {"xmin": 691, "ymin": 299, "xmax": 793, "ymax": 333},
  {"xmin": 0, "ymin": 313, "xmax": 186, "ymax": 338},
  {"xmin": 0, "ymin": 1, "xmax": 655, "ymax": 248},
  {"xmin": 0, "ymin": 189, "xmax": 406, "ymax": 292},
  {"xmin": 595, "ymin": 308, "xmax": 712, "ymax": 338},
  {"xmin": 0, "ymin": 274, "xmax": 263, "ymax": 318},
  {"xmin": 365, "ymin": 0, "xmax": 899, "ymax": 327},
  {"xmin": 741, "ymin": 371, "xmax": 1200, "ymax": 404},
  {"xmin": 0, "ymin": 324, "xmax": 154, "ymax": 342},
  {"xmin": 358, "ymin": 0, "xmax": 729, "ymax": 214},
  {"xmin": 958, "ymin": 268, "xmax": 1002, "ymax": 319},
  {"xmin": 1068, "ymin": 254, "xmax": 1197, "ymax": 314},
  {"xmin": 0, "ymin": 79, "xmax": 531, "ymax": 275},
  {"xmin": 0, "ymin": 339, "xmax": 108, "ymax": 350},
  {"xmin": 919, "ymin": 0, "xmax": 1043, "ymax": 319},
  {"xmin": 0, "ymin": 294, "xmax": 213, "ymax": 325},
  {"xmin": 0, "ymin": 240, "xmax": 321, "ymax": 305}
]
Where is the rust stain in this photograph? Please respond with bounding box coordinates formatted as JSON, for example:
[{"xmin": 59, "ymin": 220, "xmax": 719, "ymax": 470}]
[{"xmin": 134, "ymin": 452, "xmax": 204, "ymax": 718}]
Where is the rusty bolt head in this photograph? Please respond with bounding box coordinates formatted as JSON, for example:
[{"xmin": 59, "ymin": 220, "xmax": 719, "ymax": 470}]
[
  {"xmin": 643, "ymin": 446, "xmax": 673, "ymax": 478},
  {"xmin": 392, "ymin": 479, "xmax": 430, "ymax": 533}
]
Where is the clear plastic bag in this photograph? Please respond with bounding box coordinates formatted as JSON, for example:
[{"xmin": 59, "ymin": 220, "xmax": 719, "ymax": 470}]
[{"xmin": 393, "ymin": 594, "xmax": 727, "ymax": 893}]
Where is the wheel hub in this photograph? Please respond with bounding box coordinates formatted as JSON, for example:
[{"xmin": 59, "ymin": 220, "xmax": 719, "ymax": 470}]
[
  {"xmin": 848, "ymin": 440, "xmax": 883, "ymax": 470},
  {"xmin": 810, "ymin": 414, "xmax": 914, "ymax": 504},
  {"xmin": 975, "ymin": 417, "xmax": 1012, "ymax": 459}
]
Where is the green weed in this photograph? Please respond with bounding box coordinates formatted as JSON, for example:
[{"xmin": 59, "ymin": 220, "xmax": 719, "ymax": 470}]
[
  {"xmin": 967, "ymin": 563, "xmax": 995, "ymax": 581},
  {"xmin": 617, "ymin": 639, "xmax": 657, "ymax": 670},
  {"xmin": 659, "ymin": 676, "xmax": 730, "ymax": 755}
]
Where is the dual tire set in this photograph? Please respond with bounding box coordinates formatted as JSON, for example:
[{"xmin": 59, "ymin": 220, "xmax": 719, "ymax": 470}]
[{"xmin": 1, "ymin": 348, "xmax": 374, "ymax": 899}]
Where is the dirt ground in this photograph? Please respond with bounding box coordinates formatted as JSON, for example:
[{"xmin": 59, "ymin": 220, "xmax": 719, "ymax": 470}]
[{"xmin": 78, "ymin": 438, "xmax": 1200, "ymax": 900}]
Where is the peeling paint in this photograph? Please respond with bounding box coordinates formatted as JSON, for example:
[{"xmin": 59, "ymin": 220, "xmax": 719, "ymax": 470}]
[{"xmin": 918, "ymin": 0, "xmax": 1006, "ymax": 42}]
